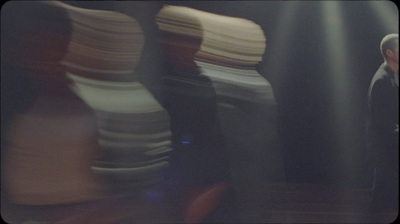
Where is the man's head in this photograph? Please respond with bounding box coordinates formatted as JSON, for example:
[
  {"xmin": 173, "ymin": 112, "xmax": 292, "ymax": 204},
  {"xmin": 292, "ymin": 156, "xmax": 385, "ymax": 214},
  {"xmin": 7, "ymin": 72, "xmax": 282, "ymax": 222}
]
[
  {"xmin": 1, "ymin": 1, "xmax": 72, "ymax": 71},
  {"xmin": 156, "ymin": 5, "xmax": 203, "ymax": 71},
  {"xmin": 159, "ymin": 31, "xmax": 202, "ymax": 70},
  {"xmin": 1, "ymin": 1, "xmax": 74, "ymax": 93},
  {"xmin": 380, "ymin": 33, "xmax": 399, "ymax": 64}
]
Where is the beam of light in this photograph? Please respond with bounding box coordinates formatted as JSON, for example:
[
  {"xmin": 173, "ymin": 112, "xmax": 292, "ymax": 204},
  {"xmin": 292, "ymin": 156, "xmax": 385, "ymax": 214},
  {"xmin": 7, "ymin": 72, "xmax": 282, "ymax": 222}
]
[
  {"xmin": 368, "ymin": 1, "xmax": 399, "ymax": 34},
  {"xmin": 322, "ymin": 0, "xmax": 353, "ymax": 148},
  {"xmin": 255, "ymin": 1, "xmax": 300, "ymax": 186},
  {"xmin": 322, "ymin": 2, "xmax": 348, "ymax": 139},
  {"xmin": 262, "ymin": 1, "xmax": 300, "ymax": 83},
  {"xmin": 321, "ymin": 1, "xmax": 357, "ymax": 202}
]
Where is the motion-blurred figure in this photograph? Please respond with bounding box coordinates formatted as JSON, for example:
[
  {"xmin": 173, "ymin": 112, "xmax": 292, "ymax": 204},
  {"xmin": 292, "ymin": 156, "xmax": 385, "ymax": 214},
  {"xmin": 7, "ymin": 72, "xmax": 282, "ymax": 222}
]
[
  {"xmin": 52, "ymin": 1, "xmax": 174, "ymax": 223},
  {"xmin": 156, "ymin": 6, "xmax": 231, "ymax": 223},
  {"xmin": 156, "ymin": 6, "xmax": 284, "ymax": 222},
  {"xmin": 367, "ymin": 33, "xmax": 399, "ymax": 214},
  {"xmin": 1, "ymin": 1, "xmax": 116, "ymax": 223},
  {"xmin": 53, "ymin": 0, "xmax": 171, "ymax": 199}
]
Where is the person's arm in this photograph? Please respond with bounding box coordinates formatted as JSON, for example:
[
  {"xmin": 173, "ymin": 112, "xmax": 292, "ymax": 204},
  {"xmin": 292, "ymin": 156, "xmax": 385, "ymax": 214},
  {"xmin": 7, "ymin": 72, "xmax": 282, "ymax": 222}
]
[{"xmin": 370, "ymin": 78, "xmax": 397, "ymax": 131}]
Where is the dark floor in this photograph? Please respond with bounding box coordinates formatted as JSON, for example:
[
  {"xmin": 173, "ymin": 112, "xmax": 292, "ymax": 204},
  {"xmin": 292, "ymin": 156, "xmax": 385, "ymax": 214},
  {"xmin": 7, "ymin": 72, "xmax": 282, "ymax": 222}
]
[
  {"xmin": 205, "ymin": 182, "xmax": 396, "ymax": 223},
  {"xmin": 116, "ymin": 182, "xmax": 398, "ymax": 223},
  {"xmin": 2, "ymin": 181, "xmax": 398, "ymax": 223}
]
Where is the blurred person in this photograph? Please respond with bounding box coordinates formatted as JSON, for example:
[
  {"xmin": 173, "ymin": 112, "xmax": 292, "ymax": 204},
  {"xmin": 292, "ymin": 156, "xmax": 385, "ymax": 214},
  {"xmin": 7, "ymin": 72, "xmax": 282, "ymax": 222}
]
[
  {"xmin": 0, "ymin": 2, "xmax": 135, "ymax": 223},
  {"xmin": 366, "ymin": 33, "xmax": 399, "ymax": 214},
  {"xmin": 156, "ymin": 13, "xmax": 233, "ymax": 223},
  {"xmin": 158, "ymin": 12, "xmax": 231, "ymax": 192}
]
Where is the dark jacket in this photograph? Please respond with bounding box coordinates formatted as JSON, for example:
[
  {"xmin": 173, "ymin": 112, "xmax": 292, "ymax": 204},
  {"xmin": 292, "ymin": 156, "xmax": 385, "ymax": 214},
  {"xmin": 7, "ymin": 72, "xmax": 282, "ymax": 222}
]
[
  {"xmin": 367, "ymin": 63, "xmax": 399, "ymax": 162},
  {"xmin": 160, "ymin": 67, "xmax": 230, "ymax": 187}
]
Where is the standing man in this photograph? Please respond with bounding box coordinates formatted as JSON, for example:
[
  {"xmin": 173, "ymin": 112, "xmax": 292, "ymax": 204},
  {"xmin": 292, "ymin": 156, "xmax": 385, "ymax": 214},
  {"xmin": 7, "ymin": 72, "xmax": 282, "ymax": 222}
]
[{"xmin": 367, "ymin": 33, "xmax": 399, "ymax": 213}]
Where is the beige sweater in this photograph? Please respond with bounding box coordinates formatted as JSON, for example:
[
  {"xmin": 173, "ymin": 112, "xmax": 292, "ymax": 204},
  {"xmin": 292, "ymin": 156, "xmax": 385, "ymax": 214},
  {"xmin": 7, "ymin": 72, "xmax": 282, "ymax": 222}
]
[{"xmin": 3, "ymin": 94, "xmax": 107, "ymax": 205}]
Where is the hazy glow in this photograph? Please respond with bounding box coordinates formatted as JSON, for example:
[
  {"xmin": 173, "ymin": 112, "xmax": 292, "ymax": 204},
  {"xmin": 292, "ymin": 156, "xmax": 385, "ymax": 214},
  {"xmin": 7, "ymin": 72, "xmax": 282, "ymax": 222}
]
[
  {"xmin": 369, "ymin": 1, "xmax": 399, "ymax": 33},
  {"xmin": 322, "ymin": 0, "xmax": 352, "ymax": 127},
  {"xmin": 266, "ymin": 1, "xmax": 300, "ymax": 78},
  {"xmin": 321, "ymin": 1, "xmax": 356, "ymax": 192},
  {"xmin": 322, "ymin": 0, "xmax": 354, "ymax": 127}
]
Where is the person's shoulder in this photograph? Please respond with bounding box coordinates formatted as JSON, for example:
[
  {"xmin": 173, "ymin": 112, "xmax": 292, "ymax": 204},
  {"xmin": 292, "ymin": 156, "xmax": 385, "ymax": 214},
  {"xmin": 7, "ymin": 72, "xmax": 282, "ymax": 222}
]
[{"xmin": 372, "ymin": 64, "xmax": 392, "ymax": 81}]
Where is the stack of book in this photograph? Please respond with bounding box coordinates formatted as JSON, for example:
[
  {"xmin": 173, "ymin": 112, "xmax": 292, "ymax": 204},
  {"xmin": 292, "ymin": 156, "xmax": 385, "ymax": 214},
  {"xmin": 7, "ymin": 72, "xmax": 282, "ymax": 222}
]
[{"xmin": 54, "ymin": 2, "xmax": 173, "ymax": 194}]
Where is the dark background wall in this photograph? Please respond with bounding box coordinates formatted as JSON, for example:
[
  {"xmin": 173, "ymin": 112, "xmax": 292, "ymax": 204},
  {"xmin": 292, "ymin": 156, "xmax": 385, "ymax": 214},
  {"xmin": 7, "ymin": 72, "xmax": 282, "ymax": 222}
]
[{"xmin": 45, "ymin": 1, "xmax": 400, "ymax": 185}]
